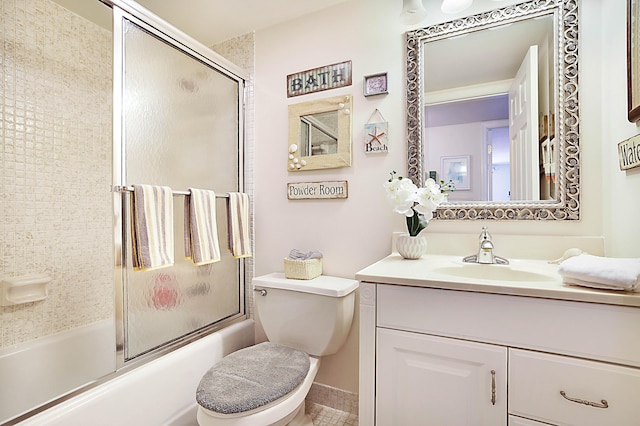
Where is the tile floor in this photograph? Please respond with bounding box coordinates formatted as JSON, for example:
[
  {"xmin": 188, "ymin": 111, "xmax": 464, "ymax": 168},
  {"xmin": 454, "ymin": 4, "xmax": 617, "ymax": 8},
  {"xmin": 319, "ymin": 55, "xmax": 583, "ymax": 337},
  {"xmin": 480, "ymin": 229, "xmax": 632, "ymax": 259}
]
[
  {"xmin": 169, "ymin": 402, "xmax": 357, "ymax": 425},
  {"xmin": 306, "ymin": 402, "xmax": 358, "ymax": 425}
]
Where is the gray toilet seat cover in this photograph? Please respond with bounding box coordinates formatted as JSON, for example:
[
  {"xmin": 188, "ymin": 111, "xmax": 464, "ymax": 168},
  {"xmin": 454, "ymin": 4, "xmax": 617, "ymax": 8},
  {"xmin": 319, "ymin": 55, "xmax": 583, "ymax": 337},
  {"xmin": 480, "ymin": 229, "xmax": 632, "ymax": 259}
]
[{"xmin": 196, "ymin": 342, "xmax": 310, "ymax": 414}]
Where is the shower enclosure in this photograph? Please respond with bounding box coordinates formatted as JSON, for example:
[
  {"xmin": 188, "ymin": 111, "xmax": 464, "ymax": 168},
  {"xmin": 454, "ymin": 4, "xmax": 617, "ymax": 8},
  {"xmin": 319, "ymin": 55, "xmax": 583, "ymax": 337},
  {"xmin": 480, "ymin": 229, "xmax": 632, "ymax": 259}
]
[
  {"xmin": 112, "ymin": 3, "xmax": 248, "ymax": 362},
  {"xmin": 0, "ymin": 0, "xmax": 250, "ymax": 422}
]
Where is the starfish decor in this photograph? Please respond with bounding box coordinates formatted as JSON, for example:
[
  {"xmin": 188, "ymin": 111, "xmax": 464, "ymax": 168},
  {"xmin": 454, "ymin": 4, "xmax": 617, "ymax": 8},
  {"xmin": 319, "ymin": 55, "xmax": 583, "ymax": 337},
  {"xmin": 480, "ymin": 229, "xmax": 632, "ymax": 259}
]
[{"xmin": 367, "ymin": 127, "xmax": 386, "ymax": 145}]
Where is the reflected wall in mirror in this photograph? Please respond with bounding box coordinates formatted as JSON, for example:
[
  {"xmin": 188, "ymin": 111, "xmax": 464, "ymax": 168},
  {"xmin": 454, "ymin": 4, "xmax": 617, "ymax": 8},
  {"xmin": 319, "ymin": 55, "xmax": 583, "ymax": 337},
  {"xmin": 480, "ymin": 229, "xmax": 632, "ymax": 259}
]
[
  {"xmin": 301, "ymin": 111, "xmax": 339, "ymax": 156},
  {"xmin": 288, "ymin": 95, "xmax": 352, "ymax": 171},
  {"xmin": 406, "ymin": 0, "xmax": 580, "ymax": 220}
]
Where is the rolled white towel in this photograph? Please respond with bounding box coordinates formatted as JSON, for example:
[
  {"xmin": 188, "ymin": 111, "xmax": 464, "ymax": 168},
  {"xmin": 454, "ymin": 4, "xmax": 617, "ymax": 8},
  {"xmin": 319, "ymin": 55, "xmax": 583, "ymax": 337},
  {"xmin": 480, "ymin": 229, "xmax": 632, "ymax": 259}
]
[
  {"xmin": 287, "ymin": 249, "xmax": 323, "ymax": 261},
  {"xmin": 558, "ymin": 254, "xmax": 640, "ymax": 291}
]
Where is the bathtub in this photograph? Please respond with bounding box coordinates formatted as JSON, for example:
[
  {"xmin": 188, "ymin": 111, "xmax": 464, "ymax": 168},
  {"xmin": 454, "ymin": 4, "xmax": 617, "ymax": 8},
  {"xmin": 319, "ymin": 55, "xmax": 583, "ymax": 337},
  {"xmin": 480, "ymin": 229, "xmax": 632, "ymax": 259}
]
[
  {"xmin": 0, "ymin": 319, "xmax": 116, "ymax": 424},
  {"xmin": 15, "ymin": 319, "xmax": 254, "ymax": 426}
]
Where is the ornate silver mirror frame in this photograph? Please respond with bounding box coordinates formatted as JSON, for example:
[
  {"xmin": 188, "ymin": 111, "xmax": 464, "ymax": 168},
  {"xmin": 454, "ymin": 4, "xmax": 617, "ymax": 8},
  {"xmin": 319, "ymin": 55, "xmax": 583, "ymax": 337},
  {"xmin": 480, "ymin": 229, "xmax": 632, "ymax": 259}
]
[{"xmin": 406, "ymin": 0, "xmax": 579, "ymax": 220}]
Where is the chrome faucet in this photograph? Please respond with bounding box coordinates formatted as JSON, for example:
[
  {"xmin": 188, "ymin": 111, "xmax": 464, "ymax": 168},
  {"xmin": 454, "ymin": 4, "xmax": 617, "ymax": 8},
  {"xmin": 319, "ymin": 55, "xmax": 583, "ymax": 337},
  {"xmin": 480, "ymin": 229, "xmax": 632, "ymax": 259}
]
[{"xmin": 463, "ymin": 227, "xmax": 509, "ymax": 265}]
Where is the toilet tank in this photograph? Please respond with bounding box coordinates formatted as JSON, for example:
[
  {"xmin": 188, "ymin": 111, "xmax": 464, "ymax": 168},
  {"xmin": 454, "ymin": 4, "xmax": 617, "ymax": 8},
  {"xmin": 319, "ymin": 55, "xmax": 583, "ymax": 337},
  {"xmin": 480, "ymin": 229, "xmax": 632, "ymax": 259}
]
[{"xmin": 252, "ymin": 273, "xmax": 358, "ymax": 356}]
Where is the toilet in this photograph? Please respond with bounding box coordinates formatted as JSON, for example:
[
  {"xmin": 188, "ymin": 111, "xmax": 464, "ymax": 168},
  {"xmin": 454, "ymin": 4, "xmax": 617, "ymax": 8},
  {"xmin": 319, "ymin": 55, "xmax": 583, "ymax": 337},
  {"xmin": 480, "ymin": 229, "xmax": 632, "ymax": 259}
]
[{"xmin": 195, "ymin": 272, "xmax": 358, "ymax": 426}]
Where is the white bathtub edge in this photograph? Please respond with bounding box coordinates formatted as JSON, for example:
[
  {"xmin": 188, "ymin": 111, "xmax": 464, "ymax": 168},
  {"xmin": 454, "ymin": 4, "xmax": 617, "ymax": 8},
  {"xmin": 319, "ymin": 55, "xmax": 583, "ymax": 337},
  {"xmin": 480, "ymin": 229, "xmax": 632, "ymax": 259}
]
[
  {"xmin": 1, "ymin": 319, "xmax": 115, "ymax": 423},
  {"xmin": 18, "ymin": 319, "xmax": 255, "ymax": 426}
]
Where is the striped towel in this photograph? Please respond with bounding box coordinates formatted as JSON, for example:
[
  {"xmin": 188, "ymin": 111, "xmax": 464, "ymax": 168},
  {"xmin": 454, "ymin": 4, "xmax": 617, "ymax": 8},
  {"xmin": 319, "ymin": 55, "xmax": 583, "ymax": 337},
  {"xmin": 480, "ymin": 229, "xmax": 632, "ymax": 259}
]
[
  {"xmin": 131, "ymin": 184, "xmax": 175, "ymax": 271},
  {"xmin": 226, "ymin": 192, "xmax": 252, "ymax": 258},
  {"xmin": 184, "ymin": 188, "xmax": 221, "ymax": 265}
]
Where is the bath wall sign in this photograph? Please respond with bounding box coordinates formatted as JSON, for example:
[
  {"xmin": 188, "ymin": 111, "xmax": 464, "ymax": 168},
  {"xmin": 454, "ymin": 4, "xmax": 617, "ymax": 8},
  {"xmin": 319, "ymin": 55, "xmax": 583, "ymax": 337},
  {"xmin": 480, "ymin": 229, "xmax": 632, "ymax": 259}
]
[
  {"xmin": 287, "ymin": 60, "xmax": 352, "ymax": 98},
  {"xmin": 618, "ymin": 133, "xmax": 640, "ymax": 170},
  {"xmin": 287, "ymin": 181, "xmax": 348, "ymax": 200}
]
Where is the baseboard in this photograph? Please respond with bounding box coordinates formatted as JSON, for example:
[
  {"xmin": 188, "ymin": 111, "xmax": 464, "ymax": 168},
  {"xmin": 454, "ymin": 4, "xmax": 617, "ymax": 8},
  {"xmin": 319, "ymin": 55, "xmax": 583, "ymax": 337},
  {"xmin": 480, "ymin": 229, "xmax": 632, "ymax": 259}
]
[{"xmin": 306, "ymin": 382, "xmax": 358, "ymax": 415}]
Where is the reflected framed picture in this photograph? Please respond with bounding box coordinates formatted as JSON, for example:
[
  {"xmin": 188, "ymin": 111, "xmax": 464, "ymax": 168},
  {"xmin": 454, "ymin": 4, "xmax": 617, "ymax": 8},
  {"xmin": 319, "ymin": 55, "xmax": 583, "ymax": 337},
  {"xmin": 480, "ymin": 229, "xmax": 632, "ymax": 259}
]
[
  {"xmin": 628, "ymin": 0, "xmax": 640, "ymax": 121},
  {"xmin": 441, "ymin": 155, "xmax": 470, "ymax": 190},
  {"xmin": 363, "ymin": 72, "xmax": 388, "ymax": 97}
]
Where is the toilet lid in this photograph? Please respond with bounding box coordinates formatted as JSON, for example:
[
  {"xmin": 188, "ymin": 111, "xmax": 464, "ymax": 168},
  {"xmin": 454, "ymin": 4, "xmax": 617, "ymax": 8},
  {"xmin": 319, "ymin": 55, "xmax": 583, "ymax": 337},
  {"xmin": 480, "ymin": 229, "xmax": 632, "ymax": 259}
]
[{"xmin": 196, "ymin": 342, "xmax": 310, "ymax": 415}]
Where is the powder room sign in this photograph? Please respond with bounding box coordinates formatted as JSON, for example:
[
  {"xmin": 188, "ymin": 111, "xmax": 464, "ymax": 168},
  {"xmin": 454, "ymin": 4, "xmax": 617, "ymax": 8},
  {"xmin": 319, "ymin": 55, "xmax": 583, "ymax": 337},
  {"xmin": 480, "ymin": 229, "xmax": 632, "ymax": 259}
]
[
  {"xmin": 287, "ymin": 181, "xmax": 348, "ymax": 200},
  {"xmin": 286, "ymin": 61, "xmax": 352, "ymax": 98},
  {"xmin": 618, "ymin": 133, "xmax": 640, "ymax": 170}
]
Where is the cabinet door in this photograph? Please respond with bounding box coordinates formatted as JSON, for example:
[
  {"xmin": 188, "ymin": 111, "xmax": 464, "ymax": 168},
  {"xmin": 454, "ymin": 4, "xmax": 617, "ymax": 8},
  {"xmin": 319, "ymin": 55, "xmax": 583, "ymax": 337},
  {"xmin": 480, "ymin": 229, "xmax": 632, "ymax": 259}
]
[{"xmin": 376, "ymin": 328, "xmax": 507, "ymax": 426}]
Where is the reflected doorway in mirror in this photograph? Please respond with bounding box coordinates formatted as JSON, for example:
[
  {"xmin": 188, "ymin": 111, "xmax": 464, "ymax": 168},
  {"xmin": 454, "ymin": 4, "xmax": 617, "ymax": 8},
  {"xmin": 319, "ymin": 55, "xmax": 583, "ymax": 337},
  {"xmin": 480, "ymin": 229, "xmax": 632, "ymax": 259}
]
[{"xmin": 301, "ymin": 110, "xmax": 339, "ymax": 156}]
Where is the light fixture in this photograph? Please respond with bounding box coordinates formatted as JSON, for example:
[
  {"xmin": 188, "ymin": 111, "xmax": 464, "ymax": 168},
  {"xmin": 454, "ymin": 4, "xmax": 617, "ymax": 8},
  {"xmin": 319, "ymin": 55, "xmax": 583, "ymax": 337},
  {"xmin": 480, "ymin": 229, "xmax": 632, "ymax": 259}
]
[
  {"xmin": 441, "ymin": 0, "xmax": 473, "ymax": 14},
  {"xmin": 401, "ymin": 0, "xmax": 427, "ymax": 25}
]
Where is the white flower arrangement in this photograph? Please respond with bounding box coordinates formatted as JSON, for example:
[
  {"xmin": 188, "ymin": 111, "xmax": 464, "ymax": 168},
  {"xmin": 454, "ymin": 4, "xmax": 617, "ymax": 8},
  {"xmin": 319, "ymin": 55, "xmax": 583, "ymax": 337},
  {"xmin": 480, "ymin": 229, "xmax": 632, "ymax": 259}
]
[{"xmin": 384, "ymin": 171, "xmax": 453, "ymax": 236}]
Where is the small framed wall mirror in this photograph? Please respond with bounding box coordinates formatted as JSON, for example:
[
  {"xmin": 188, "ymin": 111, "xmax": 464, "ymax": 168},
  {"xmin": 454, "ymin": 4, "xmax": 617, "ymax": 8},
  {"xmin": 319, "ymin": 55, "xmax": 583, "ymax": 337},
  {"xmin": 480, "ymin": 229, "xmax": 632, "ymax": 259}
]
[{"xmin": 288, "ymin": 95, "xmax": 352, "ymax": 171}]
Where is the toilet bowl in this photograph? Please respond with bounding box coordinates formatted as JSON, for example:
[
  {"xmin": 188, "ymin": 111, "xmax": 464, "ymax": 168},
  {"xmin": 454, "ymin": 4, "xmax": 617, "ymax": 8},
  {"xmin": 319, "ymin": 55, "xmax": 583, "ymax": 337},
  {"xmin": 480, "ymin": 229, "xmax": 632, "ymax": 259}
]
[{"xmin": 196, "ymin": 273, "xmax": 357, "ymax": 426}]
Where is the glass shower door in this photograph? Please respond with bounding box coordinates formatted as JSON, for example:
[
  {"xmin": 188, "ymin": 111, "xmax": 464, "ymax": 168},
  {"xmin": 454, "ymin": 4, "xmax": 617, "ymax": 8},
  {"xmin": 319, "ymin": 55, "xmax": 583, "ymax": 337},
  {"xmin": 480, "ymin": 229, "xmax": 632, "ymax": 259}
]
[{"xmin": 115, "ymin": 13, "xmax": 245, "ymax": 360}]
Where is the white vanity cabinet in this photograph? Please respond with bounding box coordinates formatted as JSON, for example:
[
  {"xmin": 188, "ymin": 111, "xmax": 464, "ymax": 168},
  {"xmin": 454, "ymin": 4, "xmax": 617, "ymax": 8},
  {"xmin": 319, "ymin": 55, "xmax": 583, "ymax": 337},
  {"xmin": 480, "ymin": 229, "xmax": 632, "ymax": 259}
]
[
  {"xmin": 376, "ymin": 328, "xmax": 507, "ymax": 425},
  {"xmin": 358, "ymin": 258, "xmax": 640, "ymax": 426}
]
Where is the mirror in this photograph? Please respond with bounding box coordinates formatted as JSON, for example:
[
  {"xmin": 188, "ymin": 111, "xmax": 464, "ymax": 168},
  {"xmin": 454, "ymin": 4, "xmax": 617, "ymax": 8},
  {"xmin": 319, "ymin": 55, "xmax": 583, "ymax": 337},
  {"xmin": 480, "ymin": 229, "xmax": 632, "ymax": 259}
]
[
  {"xmin": 288, "ymin": 95, "xmax": 352, "ymax": 171},
  {"xmin": 406, "ymin": 0, "xmax": 580, "ymax": 220}
]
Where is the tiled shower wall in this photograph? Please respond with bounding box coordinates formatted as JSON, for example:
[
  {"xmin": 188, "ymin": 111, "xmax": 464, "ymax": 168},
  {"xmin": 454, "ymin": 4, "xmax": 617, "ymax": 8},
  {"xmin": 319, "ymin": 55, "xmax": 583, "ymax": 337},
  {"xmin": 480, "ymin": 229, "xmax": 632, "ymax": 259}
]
[
  {"xmin": 212, "ymin": 33, "xmax": 256, "ymax": 317},
  {"xmin": 0, "ymin": 0, "xmax": 113, "ymax": 347},
  {"xmin": 0, "ymin": 1, "xmax": 257, "ymax": 348}
]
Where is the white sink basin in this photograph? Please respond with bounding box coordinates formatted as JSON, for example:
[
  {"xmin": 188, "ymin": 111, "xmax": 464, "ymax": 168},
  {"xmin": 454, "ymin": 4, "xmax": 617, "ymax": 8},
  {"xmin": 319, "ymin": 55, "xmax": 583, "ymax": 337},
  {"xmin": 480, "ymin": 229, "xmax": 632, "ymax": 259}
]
[{"xmin": 433, "ymin": 263, "xmax": 556, "ymax": 282}]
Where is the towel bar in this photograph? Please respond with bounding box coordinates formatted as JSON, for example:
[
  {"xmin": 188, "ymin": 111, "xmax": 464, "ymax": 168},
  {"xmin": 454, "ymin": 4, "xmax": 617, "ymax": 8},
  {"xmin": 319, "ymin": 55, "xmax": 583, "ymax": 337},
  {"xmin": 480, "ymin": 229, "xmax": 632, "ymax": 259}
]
[{"xmin": 113, "ymin": 185, "xmax": 229, "ymax": 198}]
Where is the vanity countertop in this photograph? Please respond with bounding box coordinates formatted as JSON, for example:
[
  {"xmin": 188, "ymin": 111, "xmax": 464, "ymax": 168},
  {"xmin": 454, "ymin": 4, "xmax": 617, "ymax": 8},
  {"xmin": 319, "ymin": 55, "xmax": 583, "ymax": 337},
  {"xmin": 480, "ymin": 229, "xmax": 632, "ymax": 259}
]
[{"xmin": 356, "ymin": 254, "xmax": 640, "ymax": 308}]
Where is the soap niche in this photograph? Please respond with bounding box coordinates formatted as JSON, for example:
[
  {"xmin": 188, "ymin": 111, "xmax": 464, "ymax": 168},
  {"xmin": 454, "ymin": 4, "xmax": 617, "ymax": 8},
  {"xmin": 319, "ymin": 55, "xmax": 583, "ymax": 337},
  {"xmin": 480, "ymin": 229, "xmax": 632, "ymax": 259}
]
[{"xmin": 0, "ymin": 274, "xmax": 51, "ymax": 306}]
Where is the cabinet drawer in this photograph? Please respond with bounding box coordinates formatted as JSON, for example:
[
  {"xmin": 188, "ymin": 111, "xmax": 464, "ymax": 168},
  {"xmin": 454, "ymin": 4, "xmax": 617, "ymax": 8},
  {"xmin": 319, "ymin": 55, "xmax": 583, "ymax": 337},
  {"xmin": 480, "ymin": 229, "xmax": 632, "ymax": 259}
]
[
  {"xmin": 377, "ymin": 284, "xmax": 640, "ymax": 367},
  {"xmin": 510, "ymin": 349, "xmax": 640, "ymax": 425}
]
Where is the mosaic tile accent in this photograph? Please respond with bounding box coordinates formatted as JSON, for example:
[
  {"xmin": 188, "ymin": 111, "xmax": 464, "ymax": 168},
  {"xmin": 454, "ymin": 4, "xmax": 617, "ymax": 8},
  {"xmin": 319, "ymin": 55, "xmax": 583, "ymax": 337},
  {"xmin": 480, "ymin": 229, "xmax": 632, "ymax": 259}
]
[
  {"xmin": 306, "ymin": 401, "xmax": 359, "ymax": 426},
  {"xmin": 212, "ymin": 32, "xmax": 255, "ymax": 73},
  {"xmin": 0, "ymin": 0, "xmax": 113, "ymax": 347},
  {"xmin": 307, "ymin": 382, "xmax": 359, "ymax": 415}
]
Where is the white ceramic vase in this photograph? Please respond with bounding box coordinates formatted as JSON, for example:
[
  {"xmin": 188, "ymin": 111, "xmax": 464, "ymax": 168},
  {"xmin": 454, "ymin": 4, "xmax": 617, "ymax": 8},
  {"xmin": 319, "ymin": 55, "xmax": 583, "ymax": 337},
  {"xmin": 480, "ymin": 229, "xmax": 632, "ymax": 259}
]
[{"xmin": 396, "ymin": 234, "xmax": 427, "ymax": 259}]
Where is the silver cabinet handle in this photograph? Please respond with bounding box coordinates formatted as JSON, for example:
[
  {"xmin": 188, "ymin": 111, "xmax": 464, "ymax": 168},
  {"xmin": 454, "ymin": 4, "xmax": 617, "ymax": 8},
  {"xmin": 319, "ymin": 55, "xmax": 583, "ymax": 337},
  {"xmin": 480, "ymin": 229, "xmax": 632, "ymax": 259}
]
[
  {"xmin": 560, "ymin": 390, "xmax": 609, "ymax": 409},
  {"xmin": 254, "ymin": 288, "xmax": 267, "ymax": 296},
  {"xmin": 490, "ymin": 370, "xmax": 496, "ymax": 406}
]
